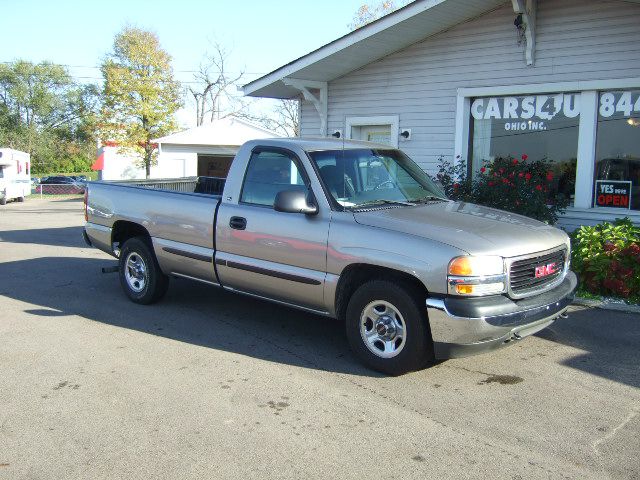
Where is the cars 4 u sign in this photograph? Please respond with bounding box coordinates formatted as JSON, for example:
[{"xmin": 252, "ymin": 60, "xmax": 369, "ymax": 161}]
[{"xmin": 594, "ymin": 180, "xmax": 632, "ymax": 209}]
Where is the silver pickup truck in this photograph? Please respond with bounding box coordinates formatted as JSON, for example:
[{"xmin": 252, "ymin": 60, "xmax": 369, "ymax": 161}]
[{"xmin": 84, "ymin": 138, "xmax": 577, "ymax": 375}]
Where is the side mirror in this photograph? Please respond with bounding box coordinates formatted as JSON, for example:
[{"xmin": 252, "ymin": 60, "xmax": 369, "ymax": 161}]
[{"xmin": 274, "ymin": 189, "xmax": 318, "ymax": 215}]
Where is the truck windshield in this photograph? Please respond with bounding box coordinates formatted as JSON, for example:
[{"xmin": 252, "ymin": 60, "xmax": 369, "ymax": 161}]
[{"xmin": 309, "ymin": 148, "xmax": 447, "ymax": 209}]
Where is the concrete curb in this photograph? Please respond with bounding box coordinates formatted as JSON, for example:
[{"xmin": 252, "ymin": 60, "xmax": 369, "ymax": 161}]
[{"xmin": 573, "ymin": 297, "xmax": 640, "ymax": 314}]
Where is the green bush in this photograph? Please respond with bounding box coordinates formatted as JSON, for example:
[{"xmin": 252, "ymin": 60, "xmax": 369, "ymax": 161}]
[
  {"xmin": 571, "ymin": 218, "xmax": 640, "ymax": 302},
  {"xmin": 434, "ymin": 154, "xmax": 570, "ymax": 224}
]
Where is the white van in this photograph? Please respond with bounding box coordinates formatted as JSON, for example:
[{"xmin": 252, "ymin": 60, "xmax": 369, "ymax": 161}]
[{"xmin": 0, "ymin": 148, "xmax": 31, "ymax": 205}]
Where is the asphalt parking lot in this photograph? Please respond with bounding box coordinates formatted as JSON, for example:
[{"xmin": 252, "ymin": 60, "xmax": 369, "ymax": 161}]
[{"xmin": 1, "ymin": 197, "xmax": 639, "ymax": 479}]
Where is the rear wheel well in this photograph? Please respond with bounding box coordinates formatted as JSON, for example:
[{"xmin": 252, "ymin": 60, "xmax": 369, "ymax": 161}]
[
  {"xmin": 335, "ymin": 264, "xmax": 429, "ymax": 322},
  {"xmin": 111, "ymin": 221, "xmax": 151, "ymax": 254}
]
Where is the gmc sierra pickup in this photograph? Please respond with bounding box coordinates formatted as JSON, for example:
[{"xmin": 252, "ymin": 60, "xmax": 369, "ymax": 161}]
[{"xmin": 83, "ymin": 138, "xmax": 577, "ymax": 375}]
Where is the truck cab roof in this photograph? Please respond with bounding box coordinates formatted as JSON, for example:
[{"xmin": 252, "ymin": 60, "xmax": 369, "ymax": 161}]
[{"xmin": 241, "ymin": 137, "xmax": 396, "ymax": 152}]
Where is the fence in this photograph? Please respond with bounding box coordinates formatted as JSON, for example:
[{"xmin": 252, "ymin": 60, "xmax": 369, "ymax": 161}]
[
  {"xmin": 106, "ymin": 177, "xmax": 199, "ymax": 192},
  {"xmin": 33, "ymin": 184, "xmax": 86, "ymax": 198},
  {"xmin": 30, "ymin": 176, "xmax": 226, "ymax": 199},
  {"xmin": 105, "ymin": 176, "xmax": 225, "ymax": 195}
]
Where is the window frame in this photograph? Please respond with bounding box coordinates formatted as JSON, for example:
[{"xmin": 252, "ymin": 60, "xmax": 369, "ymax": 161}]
[
  {"xmin": 239, "ymin": 146, "xmax": 312, "ymax": 209},
  {"xmin": 455, "ymin": 78, "xmax": 640, "ymax": 214},
  {"xmin": 345, "ymin": 115, "xmax": 400, "ymax": 148}
]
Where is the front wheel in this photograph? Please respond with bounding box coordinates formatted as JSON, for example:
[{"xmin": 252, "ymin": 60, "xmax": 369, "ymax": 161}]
[
  {"xmin": 345, "ymin": 280, "xmax": 434, "ymax": 375},
  {"xmin": 0, "ymin": 197, "xmax": 6, "ymax": 205},
  {"xmin": 118, "ymin": 237, "xmax": 169, "ymax": 304}
]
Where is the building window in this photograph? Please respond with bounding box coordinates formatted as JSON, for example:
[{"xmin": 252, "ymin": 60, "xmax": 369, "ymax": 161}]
[
  {"xmin": 346, "ymin": 115, "xmax": 399, "ymax": 147},
  {"xmin": 469, "ymin": 94, "xmax": 579, "ymax": 203},
  {"xmin": 594, "ymin": 90, "xmax": 640, "ymax": 211}
]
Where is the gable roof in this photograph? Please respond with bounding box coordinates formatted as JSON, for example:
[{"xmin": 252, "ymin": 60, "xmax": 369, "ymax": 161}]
[
  {"xmin": 152, "ymin": 117, "xmax": 282, "ymax": 146},
  {"xmin": 242, "ymin": 0, "xmax": 506, "ymax": 99},
  {"xmin": 243, "ymin": 0, "xmax": 640, "ymax": 99}
]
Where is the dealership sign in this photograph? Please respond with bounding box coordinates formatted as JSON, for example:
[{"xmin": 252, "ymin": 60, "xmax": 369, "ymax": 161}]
[
  {"xmin": 594, "ymin": 180, "xmax": 632, "ymax": 209},
  {"xmin": 471, "ymin": 94, "xmax": 580, "ymax": 132}
]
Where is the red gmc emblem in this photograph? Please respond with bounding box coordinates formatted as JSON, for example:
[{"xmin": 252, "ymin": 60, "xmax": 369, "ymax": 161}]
[{"xmin": 535, "ymin": 262, "xmax": 558, "ymax": 278}]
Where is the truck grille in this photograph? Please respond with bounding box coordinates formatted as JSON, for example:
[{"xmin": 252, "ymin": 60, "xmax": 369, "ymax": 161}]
[{"xmin": 509, "ymin": 247, "xmax": 567, "ymax": 296}]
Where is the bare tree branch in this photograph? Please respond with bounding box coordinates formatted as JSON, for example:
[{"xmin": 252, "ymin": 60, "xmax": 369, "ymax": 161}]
[{"xmin": 188, "ymin": 43, "xmax": 245, "ymax": 125}]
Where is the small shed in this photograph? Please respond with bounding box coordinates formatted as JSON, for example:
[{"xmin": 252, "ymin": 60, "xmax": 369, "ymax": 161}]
[
  {"xmin": 151, "ymin": 117, "xmax": 281, "ymax": 179},
  {"xmin": 92, "ymin": 117, "xmax": 281, "ymax": 180}
]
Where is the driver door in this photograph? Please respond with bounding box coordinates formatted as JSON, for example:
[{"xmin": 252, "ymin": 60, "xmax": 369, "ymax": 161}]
[{"xmin": 215, "ymin": 148, "xmax": 330, "ymax": 311}]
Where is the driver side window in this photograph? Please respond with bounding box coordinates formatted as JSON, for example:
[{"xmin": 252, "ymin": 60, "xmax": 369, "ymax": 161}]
[{"xmin": 240, "ymin": 150, "xmax": 306, "ymax": 207}]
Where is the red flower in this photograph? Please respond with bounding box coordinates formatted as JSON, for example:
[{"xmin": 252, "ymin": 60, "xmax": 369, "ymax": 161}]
[
  {"xmin": 499, "ymin": 168, "xmax": 505, "ymax": 174},
  {"xmin": 488, "ymin": 181, "xmax": 495, "ymax": 187},
  {"xmin": 480, "ymin": 167, "xmax": 486, "ymax": 173},
  {"xmin": 546, "ymin": 172, "xmax": 554, "ymax": 182},
  {"xmin": 518, "ymin": 172, "xmax": 524, "ymax": 178},
  {"xmin": 535, "ymin": 184, "xmax": 542, "ymax": 191},
  {"xmin": 512, "ymin": 159, "xmax": 518, "ymax": 165},
  {"xmin": 525, "ymin": 173, "xmax": 532, "ymax": 181},
  {"xmin": 521, "ymin": 154, "xmax": 528, "ymax": 160},
  {"xmin": 453, "ymin": 183, "xmax": 460, "ymax": 189},
  {"xmin": 502, "ymin": 178, "xmax": 509, "ymax": 184}
]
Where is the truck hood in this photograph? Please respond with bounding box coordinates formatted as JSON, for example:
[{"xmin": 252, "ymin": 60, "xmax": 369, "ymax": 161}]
[{"xmin": 352, "ymin": 201, "xmax": 568, "ymax": 257}]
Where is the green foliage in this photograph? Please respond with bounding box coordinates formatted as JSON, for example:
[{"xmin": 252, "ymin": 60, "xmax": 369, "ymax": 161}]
[
  {"xmin": 0, "ymin": 60, "xmax": 98, "ymax": 173},
  {"xmin": 434, "ymin": 154, "xmax": 570, "ymax": 224},
  {"xmin": 99, "ymin": 27, "xmax": 182, "ymax": 178},
  {"xmin": 571, "ymin": 218, "xmax": 640, "ymax": 302},
  {"xmin": 434, "ymin": 155, "xmax": 473, "ymax": 200}
]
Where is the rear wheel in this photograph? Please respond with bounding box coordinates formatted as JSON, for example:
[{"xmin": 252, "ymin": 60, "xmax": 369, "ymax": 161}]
[
  {"xmin": 118, "ymin": 237, "xmax": 169, "ymax": 304},
  {"xmin": 0, "ymin": 197, "xmax": 6, "ymax": 205},
  {"xmin": 346, "ymin": 280, "xmax": 434, "ymax": 375},
  {"xmin": 17, "ymin": 196, "xmax": 24, "ymax": 202}
]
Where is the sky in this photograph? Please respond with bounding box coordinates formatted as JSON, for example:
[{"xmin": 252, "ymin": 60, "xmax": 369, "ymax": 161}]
[{"xmin": 1, "ymin": 0, "xmax": 368, "ymax": 127}]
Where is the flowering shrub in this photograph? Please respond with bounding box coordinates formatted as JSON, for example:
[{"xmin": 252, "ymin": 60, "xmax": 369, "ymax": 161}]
[
  {"xmin": 434, "ymin": 155, "xmax": 473, "ymax": 201},
  {"xmin": 473, "ymin": 154, "xmax": 570, "ymax": 224},
  {"xmin": 571, "ymin": 218, "xmax": 640, "ymax": 302},
  {"xmin": 434, "ymin": 154, "xmax": 570, "ymax": 224}
]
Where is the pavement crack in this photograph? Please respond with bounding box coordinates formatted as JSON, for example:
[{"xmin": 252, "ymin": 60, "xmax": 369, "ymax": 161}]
[{"xmin": 592, "ymin": 407, "xmax": 639, "ymax": 454}]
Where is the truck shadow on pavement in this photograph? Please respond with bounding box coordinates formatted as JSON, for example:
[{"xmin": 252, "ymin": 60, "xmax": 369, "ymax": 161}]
[
  {"xmin": 535, "ymin": 308, "xmax": 640, "ymax": 389},
  {"xmin": 0, "ymin": 256, "xmax": 382, "ymax": 377},
  {"xmin": 3, "ymin": 255, "xmax": 638, "ymax": 383},
  {"xmin": 0, "ymin": 226, "xmax": 85, "ymax": 248}
]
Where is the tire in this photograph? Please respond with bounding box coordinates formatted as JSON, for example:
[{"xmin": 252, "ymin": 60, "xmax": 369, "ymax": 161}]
[
  {"xmin": 118, "ymin": 237, "xmax": 169, "ymax": 304},
  {"xmin": 0, "ymin": 197, "xmax": 6, "ymax": 205},
  {"xmin": 345, "ymin": 280, "xmax": 434, "ymax": 375},
  {"xmin": 17, "ymin": 196, "xmax": 24, "ymax": 202}
]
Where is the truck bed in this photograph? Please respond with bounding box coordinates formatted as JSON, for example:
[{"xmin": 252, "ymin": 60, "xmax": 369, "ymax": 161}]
[{"xmin": 85, "ymin": 178, "xmax": 223, "ymax": 285}]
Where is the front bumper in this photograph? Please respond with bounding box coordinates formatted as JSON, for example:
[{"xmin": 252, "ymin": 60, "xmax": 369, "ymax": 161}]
[{"xmin": 427, "ymin": 271, "xmax": 578, "ymax": 359}]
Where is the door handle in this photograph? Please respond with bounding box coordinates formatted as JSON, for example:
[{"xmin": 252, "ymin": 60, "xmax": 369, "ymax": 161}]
[{"xmin": 229, "ymin": 216, "xmax": 247, "ymax": 230}]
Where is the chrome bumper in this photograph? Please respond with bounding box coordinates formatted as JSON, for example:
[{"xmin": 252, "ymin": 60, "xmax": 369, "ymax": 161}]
[{"xmin": 427, "ymin": 271, "xmax": 577, "ymax": 359}]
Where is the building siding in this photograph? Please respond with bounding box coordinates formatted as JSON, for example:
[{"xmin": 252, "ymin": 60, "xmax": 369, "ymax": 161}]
[
  {"xmin": 300, "ymin": 0, "xmax": 640, "ymax": 229},
  {"xmin": 301, "ymin": 0, "xmax": 640, "ymax": 170}
]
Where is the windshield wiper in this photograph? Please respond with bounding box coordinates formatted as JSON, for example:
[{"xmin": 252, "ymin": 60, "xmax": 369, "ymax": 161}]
[
  {"xmin": 408, "ymin": 196, "xmax": 448, "ymax": 203},
  {"xmin": 352, "ymin": 199, "xmax": 416, "ymax": 209}
]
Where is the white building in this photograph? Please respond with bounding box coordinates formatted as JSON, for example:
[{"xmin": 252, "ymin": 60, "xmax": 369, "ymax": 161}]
[
  {"xmin": 93, "ymin": 117, "xmax": 281, "ymax": 180},
  {"xmin": 242, "ymin": 0, "xmax": 640, "ymax": 230}
]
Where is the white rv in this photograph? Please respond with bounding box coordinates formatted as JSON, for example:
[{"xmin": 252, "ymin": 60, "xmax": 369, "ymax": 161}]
[{"xmin": 0, "ymin": 148, "xmax": 31, "ymax": 205}]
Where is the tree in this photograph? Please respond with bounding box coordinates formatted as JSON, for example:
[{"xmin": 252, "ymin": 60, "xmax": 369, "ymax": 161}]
[
  {"xmin": 99, "ymin": 27, "xmax": 182, "ymax": 178},
  {"xmin": 349, "ymin": 1, "xmax": 407, "ymax": 30},
  {"xmin": 188, "ymin": 43, "xmax": 245, "ymax": 126},
  {"xmin": 0, "ymin": 60, "xmax": 99, "ymax": 173},
  {"xmin": 241, "ymin": 99, "xmax": 300, "ymax": 137}
]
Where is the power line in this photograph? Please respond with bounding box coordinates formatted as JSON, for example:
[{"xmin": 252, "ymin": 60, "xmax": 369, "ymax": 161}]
[{"xmin": 0, "ymin": 60, "xmax": 267, "ymax": 76}]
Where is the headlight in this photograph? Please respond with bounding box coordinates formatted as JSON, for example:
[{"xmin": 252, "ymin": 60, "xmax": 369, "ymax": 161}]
[{"xmin": 447, "ymin": 255, "xmax": 506, "ymax": 296}]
